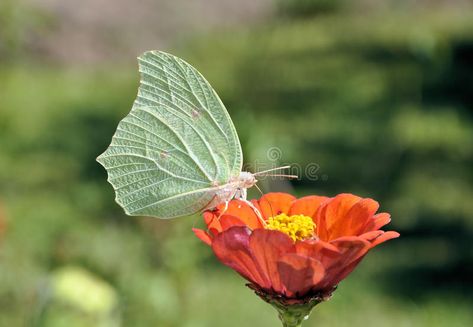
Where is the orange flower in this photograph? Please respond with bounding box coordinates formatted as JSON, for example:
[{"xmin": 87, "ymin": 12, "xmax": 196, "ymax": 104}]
[{"xmin": 193, "ymin": 192, "xmax": 399, "ymax": 305}]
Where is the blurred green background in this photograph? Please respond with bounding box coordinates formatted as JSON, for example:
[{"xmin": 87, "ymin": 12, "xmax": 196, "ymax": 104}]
[{"xmin": 1, "ymin": 0, "xmax": 472, "ymax": 326}]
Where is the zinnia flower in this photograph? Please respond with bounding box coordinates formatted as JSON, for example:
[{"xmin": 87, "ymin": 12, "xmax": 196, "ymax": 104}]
[{"xmin": 193, "ymin": 192, "xmax": 399, "ymax": 327}]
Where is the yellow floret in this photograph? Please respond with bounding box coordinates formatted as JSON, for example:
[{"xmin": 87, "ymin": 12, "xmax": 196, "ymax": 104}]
[{"xmin": 265, "ymin": 213, "xmax": 316, "ymax": 242}]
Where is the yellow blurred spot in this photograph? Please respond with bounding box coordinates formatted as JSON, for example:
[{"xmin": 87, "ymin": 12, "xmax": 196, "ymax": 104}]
[{"xmin": 53, "ymin": 266, "xmax": 118, "ymax": 315}]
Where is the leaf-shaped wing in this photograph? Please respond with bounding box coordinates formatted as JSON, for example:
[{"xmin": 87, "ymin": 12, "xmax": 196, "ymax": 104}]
[{"xmin": 97, "ymin": 51, "xmax": 242, "ymax": 218}]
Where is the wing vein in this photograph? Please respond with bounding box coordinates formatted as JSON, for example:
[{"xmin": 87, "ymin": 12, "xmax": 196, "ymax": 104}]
[
  {"xmin": 137, "ymin": 106, "xmax": 220, "ymax": 180},
  {"xmin": 139, "ymin": 55, "xmax": 230, "ymax": 142},
  {"xmin": 128, "ymin": 185, "xmax": 222, "ymax": 214}
]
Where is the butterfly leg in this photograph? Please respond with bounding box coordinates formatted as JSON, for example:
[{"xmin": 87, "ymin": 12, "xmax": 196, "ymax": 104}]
[
  {"xmin": 204, "ymin": 195, "xmax": 230, "ymax": 234},
  {"xmin": 216, "ymin": 200, "xmax": 230, "ymax": 222},
  {"xmin": 235, "ymin": 188, "xmax": 266, "ymax": 226},
  {"xmin": 242, "ymin": 198, "xmax": 266, "ymax": 226}
]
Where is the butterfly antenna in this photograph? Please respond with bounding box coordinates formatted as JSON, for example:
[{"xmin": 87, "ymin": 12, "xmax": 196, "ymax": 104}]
[
  {"xmin": 254, "ymin": 165, "xmax": 291, "ymax": 176},
  {"xmin": 249, "ymin": 183, "xmax": 267, "ymax": 226},
  {"xmin": 254, "ymin": 183, "xmax": 264, "ymax": 197},
  {"xmin": 263, "ymin": 174, "xmax": 298, "ymax": 179}
]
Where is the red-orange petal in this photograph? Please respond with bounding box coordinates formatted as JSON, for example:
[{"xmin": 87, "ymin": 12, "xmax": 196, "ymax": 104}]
[
  {"xmin": 257, "ymin": 193, "xmax": 296, "ymax": 219},
  {"xmin": 192, "ymin": 228, "xmax": 212, "ymax": 246},
  {"xmin": 288, "ymin": 195, "xmax": 328, "ymax": 218},
  {"xmin": 370, "ymin": 231, "xmax": 400, "ymax": 247},
  {"xmin": 322, "ymin": 236, "xmax": 371, "ymax": 288},
  {"xmin": 249, "ymin": 229, "xmax": 295, "ymax": 293},
  {"xmin": 316, "ymin": 194, "xmax": 383, "ymax": 241},
  {"xmin": 223, "ymin": 200, "xmax": 263, "ymax": 229},
  {"xmin": 203, "ymin": 200, "xmax": 263, "ymax": 232},
  {"xmin": 212, "ymin": 226, "xmax": 269, "ymax": 288},
  {"xmin": 277, "ymin": 254, "xmax": 325, "ymax": 297},
  {"xmin": 359, "ymin": 230, "xmax": 384, "ymax": 241},
  {"xmin": 203, "ymin": 211, "xmax": 223, "ymax": 233},
  {"xmin": 323, "ymin": 194, "xmax": 362, "ymax": 229},
  {"xmin": 203, "ymin": 210, "xmax": 216, "ymax": 225},
  {"xmin": 342, "ymin": 198, "xmax": 379, "ymax": 235},
  {"xmin": 330, "ymin": 236, "xmax": 371, "ymax": 259},
  {"xmin": 208, "ymin": 227, "xmax": 220, "ymax": 237},
  {"xmin": 366, "ymin": 213, "xmax": 392, "ymax": 232},
  {"xmin": 316, "ymin": 194, "xmax": 361, "ymax": 241},
  {"xmin": 295, "ymin": 239, "xmax": 340, "ymax": 269},
  {"xmin": 219, "ymin": 215, "xmax": 247, "ymax": 231}
]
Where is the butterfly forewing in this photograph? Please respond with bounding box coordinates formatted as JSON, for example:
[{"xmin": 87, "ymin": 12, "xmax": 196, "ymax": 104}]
[{"xmin": 97, "ymin": 51, "xmax": 243, "ymax": 218}]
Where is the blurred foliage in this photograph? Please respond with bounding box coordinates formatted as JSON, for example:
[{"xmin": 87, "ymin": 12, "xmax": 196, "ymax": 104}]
[
  {"xmin": 1, "ymin": 1, "xmax": 473, "ymax": 326},
  {"xmin": 276, "ymin": 0, "xmax": 346, "ymax": 17},
  {"xmin": 0, "ymin": 0, "xmax": 51, "ymax": 61},
  {"xmin": 40, "ymin": 266, "xmax": 119, "ymax": 327}
]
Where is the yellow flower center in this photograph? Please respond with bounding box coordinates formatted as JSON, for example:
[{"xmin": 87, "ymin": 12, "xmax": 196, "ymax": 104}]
[{"xmin": 265, "ymin": 213, "xmax": 316, "ymax": 242}]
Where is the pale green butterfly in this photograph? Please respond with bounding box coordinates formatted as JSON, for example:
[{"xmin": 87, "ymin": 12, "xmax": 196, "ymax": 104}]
[{"xmin": 97, "ymin": 51, "xmax": 293, "ymax": 219}]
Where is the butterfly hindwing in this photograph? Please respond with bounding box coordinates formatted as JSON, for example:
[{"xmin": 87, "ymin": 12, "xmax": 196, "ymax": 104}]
[{"xmin": 97, "ymin": 51, "xmax": 243, "ymax": 218}]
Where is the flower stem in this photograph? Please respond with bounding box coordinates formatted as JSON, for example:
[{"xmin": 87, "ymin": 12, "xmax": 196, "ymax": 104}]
[
  {"xmin": 278, "ymin": 313, "xmax": 303, "ymax": 326},
  {"xmin": 274, "ymin": 302, "xmax": 313, "ymax": 327},
  {"xmin": 246, "ymin": 284, "xmax": 329, "ymax": 327}
]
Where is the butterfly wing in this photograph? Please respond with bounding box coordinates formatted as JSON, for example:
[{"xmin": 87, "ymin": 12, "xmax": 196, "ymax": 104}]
[{"xmin": 97, "ymin": 51, "xmax": 243, "ymax": 218}]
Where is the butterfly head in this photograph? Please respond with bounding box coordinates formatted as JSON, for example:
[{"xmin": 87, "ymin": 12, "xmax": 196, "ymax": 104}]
[{"xmin": 237, "ymin": 171, "xmax": 257, "ymax": 188}]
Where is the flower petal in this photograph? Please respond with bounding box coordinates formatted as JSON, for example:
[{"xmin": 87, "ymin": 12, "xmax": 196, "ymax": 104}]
[
  {"xmin": 323, "ymin": 237, "xmax": 371, "ymax": 287},
  {"xmin": 205, "ymin": 200, "xmax": 263, "ymax": 231},
  {"xmin": 342, "ymin": 198, "xmax": 379, "ymax": 235},
  {"xmin": 223, "ymin": 200, "xmax": 263, "ymax": 229},
  {"xmin": 192, "ymin": 228, "xmax": 212, "ymax": 246},
  {"xmin": 364, "ymin": 213, "xmax": 391, "ymax": 232},
  {"xmin": 277, "ymin": 254, "xmax": 325, "ymax": 297},
  {"xmin": 212, "ymin": 226, "xmax": 269, "ymax": 288},
  {"xmin": 359, "ymin": 230, "xmax": 384, "ymax": 241},
  {"xmin": 316, "ymin": 193, "xmax": 361, "ymax": 241},
  {"xmin": 249, "ymin": 229, "xmax": 295, "ymax": 293},
  {"xmin": 204, "ymin": 211, "xmax": 222, "ymax": 233},
  {"xmin": 289, "ymin": 195, "xmax": 328, "ymax": 218},
  {"xmin": 330, "ymin": 236, "xmax": 371, "ymax": 263},
  {"xmin": 219, "ymin": 215, "xmax": 247, "ymax": 231},
  {"xmin": 257, "ymin": 192, "xmax": 296, "ymax": 219},
  {"xmin": 295, "ymin": 239, "xmax": 340, "ymax": 265},
  {"xmin": 370, "ymin": 231, "xmax": 400, "ymax": 247}
]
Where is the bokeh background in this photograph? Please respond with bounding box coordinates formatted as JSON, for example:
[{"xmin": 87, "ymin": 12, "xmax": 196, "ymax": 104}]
[{"xmin": 1, "ymin": 0, "xmax": 472, "ymax": 326}]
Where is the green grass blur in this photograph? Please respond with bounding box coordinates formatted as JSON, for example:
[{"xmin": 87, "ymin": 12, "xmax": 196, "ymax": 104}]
[{"xmin": 1, "ymin": 1, "xmax": 472, "ymax": 326}]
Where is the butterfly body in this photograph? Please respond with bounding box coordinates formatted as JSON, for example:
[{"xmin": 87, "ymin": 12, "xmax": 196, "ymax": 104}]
[{"xmin": 207, "ymin": 171, "xmax": 257, "ymax": 209}]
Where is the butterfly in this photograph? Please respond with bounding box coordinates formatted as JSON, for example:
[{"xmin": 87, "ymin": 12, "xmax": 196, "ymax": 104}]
[{"xmin": 97, "ymin": 51, "xmax": 295, "ymax": 219}]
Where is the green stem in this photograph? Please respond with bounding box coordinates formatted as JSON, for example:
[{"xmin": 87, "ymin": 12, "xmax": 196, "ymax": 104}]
[
  {"xmin": 278, "ymin": 312, "xmax": 304, "ymax": 326},
  {"xmin": 274, "ymin": 302, "xmax": 313, "ymax": 327},
  {"xmin": 247, "ymin": 284, "xmax": 331, "ymax": 327}
]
